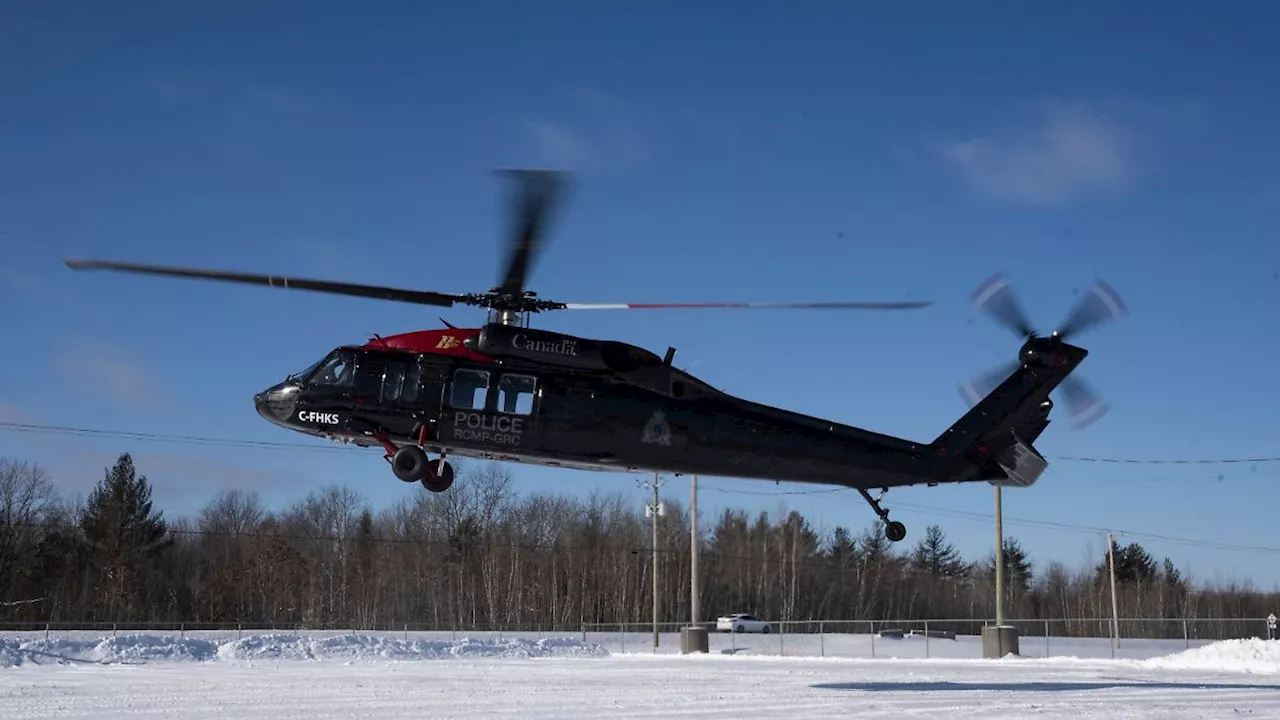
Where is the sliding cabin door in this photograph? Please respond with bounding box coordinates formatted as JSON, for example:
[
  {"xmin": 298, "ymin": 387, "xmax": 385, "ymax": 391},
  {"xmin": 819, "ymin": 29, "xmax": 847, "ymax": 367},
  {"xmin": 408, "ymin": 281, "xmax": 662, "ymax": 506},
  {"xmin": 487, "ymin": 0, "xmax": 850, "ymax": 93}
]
[{"xmin": 437, "ymin": 366, "xmax": 544, "ymax": 454}]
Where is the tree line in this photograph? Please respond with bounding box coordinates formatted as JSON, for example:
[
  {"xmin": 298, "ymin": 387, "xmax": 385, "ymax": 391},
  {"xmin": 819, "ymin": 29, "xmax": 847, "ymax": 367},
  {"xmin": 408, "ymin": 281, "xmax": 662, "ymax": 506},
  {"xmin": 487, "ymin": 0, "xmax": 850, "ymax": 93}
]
[{"xmin": 0, "ymin": 453, "xmax": 1275, "ymax": 639}]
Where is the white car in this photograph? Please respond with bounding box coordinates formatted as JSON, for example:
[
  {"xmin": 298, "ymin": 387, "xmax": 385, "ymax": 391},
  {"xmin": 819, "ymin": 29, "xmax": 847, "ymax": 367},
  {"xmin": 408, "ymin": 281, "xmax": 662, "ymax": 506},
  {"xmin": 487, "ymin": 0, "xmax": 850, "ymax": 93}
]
[{"xmin": 716, "ymin": 613, "xmax": 773, "ymax": 633}]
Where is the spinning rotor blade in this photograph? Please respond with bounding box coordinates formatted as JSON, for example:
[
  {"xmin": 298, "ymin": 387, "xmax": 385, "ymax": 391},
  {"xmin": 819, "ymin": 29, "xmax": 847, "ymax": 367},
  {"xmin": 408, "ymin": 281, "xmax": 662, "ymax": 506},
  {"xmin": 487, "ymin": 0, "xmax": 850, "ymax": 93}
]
[
  {"xmin": 495, "ymin": 169, "xmax": 570, "ymax": 298},
  {"xmin": 1058, "ymin": 374, "xmax": 1109, "ymax": 429},
  {"xmin": 971, "ymin": 272, "xmax": 1037, "ymax": 339},
  {"xmin": 63, "ymin": 258, "xmax": 464, "ymax": 308},
  {"xmin": 960, "ymin": 271, "xmax": 1124, "ymax": 431},
  {"xmin": 1055, "ymin": 279, "xmax": 1127, "ymax": 340},
  {"xmin": 958, "ymin": 360, "xmax": 1020, "ymax": 407},
  {"xmin": 561, "ymin": 300, "xmax": 935, "ymax": 311}
]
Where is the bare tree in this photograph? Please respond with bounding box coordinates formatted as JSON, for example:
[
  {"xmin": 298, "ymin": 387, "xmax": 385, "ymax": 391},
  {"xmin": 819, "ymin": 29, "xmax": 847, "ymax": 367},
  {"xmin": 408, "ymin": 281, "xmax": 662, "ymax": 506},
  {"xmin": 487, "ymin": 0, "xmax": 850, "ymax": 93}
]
[
  {"xmin": 0, "ymin": 457, "xmax": 58, "ymax": 602},
  {"xmin": 0, "ymin": 450, "xmax": 1276, "ymax": 639}
]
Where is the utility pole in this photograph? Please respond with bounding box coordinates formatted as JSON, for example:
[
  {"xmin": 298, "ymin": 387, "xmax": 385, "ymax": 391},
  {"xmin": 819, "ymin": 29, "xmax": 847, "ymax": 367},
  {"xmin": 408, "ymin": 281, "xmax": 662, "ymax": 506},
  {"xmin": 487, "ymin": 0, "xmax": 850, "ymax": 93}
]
[
  {"xmin": 982, "ymin": 483, "xmax": 1019, "ymax": 658},
  {"xmin": 652, "ymin": 473, "xmax": 659, "ymax": 650},
  {"xmin": 994, "ymin": 485, "xmax": 1004, "ymax": 626},
  {"xmin": 690, "ymin": 474, "xmax": 699, "ymax": 630},
  {"xmin": 637, "ymin": 472, "xmax": 665, "ymax": 650},
  {"xmin": 1107, "ymin": 531, "xmax": 1121, "ymax": 650}
]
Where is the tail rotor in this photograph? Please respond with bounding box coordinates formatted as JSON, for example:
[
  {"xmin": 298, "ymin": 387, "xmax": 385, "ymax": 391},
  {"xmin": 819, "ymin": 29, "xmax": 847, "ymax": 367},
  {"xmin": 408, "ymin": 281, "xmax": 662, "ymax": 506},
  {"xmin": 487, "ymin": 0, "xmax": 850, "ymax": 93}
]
[{"xmin": 961, "ymin": 272, "xmax": 1126, "ymax": 429}]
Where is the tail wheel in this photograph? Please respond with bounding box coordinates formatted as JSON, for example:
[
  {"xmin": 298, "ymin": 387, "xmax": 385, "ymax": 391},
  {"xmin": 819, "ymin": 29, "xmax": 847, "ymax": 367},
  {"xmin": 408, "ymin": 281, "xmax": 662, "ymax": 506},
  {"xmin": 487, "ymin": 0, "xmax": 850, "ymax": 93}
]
[
  {"xmin": 422, "ymin": 459, "xmax": 455, "ymax": 493},
  {"xmin": 885, "ymin": 521, "xmax": 907, "ymax": 543},
  {"xmin": 391, "ymin": 446, "xmax": 428, "ymax": 482}
]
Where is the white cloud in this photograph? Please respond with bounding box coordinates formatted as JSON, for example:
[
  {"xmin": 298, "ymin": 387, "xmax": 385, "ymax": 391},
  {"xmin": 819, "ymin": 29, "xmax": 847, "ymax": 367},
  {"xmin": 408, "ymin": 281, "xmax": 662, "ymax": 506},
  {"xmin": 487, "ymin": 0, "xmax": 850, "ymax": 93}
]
[
  {"xmin": 943, "ymin": 102, "xmax": 1136, "ymax": 204},
  {"xmin": 54, "ymin": 344, "xmax": 158, "ymax": 408},
  {"xmin": 521, "ymin": 93, "xmax": 655, "ymax": 174}
]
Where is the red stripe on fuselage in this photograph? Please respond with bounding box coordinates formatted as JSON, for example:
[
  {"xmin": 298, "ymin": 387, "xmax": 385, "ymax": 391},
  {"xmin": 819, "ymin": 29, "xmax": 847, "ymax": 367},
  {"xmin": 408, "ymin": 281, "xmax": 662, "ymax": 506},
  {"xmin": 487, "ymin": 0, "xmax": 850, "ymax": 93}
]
[{"xmin": 356, "ymin": 328, "xmax": 494, "ymax": 362}]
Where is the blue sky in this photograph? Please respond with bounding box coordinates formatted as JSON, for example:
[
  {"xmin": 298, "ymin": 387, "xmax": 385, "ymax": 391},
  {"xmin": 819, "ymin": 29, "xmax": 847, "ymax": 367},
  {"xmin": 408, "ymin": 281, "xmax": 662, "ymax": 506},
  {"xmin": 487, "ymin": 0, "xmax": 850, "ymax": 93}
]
[{"xmin": 3, "ymin": 1, "xmax": 1279, "ymax": 589}]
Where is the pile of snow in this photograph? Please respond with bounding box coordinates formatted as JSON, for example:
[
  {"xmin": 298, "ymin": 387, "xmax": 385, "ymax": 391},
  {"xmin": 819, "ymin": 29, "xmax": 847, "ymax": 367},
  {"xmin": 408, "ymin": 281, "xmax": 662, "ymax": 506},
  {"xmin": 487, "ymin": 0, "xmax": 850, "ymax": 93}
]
[
  {"xmin": 1142, "ymin": 638, "xmax": 1280, "ymax": 674},
  {"xmin": 12, "ymin": 634, "xmax": 219, "ymax": 665},
  {"xmin": 217, "ymin": 633, "xmax": 610, "ymax": 662},
  {"xmin": 0, "ymin": 632, "xmax": 608, "ymax": 667},
  {"xmin": 0, "ymin": 638, "xmax": 23, "ymax": 668}
]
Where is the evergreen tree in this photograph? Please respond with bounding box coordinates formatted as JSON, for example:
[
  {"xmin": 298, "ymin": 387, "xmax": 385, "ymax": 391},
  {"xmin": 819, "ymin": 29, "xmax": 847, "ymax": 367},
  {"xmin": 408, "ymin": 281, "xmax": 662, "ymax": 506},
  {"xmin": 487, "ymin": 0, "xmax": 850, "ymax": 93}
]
[
  {"xmin": 986, "ymin": 536, "xmax": 1032, "ymax": 596},
  {"xmin": 910, "ymin": 524, "xmax": 967, "ymax": 578},
  {"xmin": 827, "ymin": 526, "xmax": 859, "ymax": 568},
  {"xmin": 1162, "ymin": 557, "xmax": 1186, "ymax": 591},
  {"xmin": 78, "ymin": 453, "xmax": 171, "ymax": 619},
  {"xmin": 857, "ymin": 520, "xmax": 891, "ymax": 565},
  {"xmin": 1096, "ymin": 538, "xmax": 1159, "ymax": 585}
]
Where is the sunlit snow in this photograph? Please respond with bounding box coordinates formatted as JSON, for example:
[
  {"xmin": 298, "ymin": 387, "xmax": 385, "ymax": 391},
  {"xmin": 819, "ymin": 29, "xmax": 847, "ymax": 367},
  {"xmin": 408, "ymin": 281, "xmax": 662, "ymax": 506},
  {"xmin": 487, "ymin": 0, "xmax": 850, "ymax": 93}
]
[{"xmin": 2, "ymin": 630, "xmax": 1278, "ymax": 718}]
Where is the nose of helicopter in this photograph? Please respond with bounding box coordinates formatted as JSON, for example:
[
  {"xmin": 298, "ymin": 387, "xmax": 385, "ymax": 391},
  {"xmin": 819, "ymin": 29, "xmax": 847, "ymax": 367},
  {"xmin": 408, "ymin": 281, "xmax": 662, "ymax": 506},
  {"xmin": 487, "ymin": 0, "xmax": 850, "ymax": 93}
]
[{"xmin": 254, "ymin": 382, "xmax": 299, "ymax": 426}]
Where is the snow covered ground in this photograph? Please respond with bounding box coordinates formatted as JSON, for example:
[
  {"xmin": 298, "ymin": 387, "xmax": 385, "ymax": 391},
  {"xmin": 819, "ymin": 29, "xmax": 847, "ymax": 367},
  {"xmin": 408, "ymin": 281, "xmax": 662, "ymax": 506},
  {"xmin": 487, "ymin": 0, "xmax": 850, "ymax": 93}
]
[{"xmin": 2, "ymin": 630, "xmax": 1279, "ymax": 718}]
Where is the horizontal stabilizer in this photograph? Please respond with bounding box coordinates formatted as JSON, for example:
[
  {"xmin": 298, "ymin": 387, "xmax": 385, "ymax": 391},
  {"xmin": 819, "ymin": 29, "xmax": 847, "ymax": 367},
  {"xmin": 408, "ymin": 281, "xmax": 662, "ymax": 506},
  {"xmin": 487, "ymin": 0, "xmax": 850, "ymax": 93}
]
[{"xmin": 990, "ymin": 434, "xmax": 1048, "ymax": 488}]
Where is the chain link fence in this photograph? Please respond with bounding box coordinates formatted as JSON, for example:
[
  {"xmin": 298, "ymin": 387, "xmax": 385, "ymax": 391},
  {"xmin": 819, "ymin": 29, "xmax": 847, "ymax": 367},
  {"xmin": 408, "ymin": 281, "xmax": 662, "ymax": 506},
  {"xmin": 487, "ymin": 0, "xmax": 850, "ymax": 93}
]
[
  {"xmin": 0, "ymin": 616, "xmax": 1273, "ymax": 660},
  {"xmin": 578, "ymin": 616, "xmax": 1279, "ymax": 659}
]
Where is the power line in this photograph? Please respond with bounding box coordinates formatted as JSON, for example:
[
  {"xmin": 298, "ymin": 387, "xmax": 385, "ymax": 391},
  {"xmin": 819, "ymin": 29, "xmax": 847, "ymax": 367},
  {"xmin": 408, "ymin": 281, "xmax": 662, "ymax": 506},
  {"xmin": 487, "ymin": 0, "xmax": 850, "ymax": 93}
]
[
  {"xmin": 0, "ymin": 422, "xmax": 355, "ymax": 454},
  {"xmin": 3, "ymin": 420, "xmax": 1279, "ymax": 466},
  {"xmin": 695, "ymin": 481, "xmax": 1280, "ymax": 556},
  {"xmin": 1054, "ymin": 455, "xmax": 1280, "ymax": 465}
]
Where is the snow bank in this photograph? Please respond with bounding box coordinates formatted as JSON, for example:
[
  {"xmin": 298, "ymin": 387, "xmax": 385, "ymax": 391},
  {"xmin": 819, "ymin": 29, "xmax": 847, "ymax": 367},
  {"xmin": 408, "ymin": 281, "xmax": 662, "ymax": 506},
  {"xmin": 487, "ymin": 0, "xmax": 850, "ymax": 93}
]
[
  {"xmin": 9, "ymin": 634, "xmax": 218, "ymax": 665},
  {"xmin": 1142, "ymin": 638, "xmax": 1280, "ymax": 674},
  {"xmin": 0, "ymin": 638, "xmax": 23, "ymax": 667},
  {"xmin": 0, "ymin": 632, "xmax": 608, "ymax": 667},
  {"xmin": 216, "ymin": 633, "xmax": 609, "ymax": 662}
]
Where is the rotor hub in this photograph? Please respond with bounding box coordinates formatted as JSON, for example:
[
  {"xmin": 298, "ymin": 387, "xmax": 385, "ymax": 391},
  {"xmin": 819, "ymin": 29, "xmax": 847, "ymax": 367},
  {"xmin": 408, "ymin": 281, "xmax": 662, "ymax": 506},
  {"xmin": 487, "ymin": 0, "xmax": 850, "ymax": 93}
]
[{"xmin": 1019, "ymin": 336, "xmax": 1070, "ymax": 368}]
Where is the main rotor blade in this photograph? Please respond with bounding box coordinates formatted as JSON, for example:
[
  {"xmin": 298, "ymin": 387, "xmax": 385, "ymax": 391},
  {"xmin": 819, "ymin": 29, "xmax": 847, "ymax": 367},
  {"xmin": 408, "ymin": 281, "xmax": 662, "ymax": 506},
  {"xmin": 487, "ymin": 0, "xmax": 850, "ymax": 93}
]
[
  {"xmin": 63, "ymin": 258, "xmax": 464, "ymax": 308},
  {"xmin": 560, "ymin": 300, "xmax": 935, "ymax": 310},
  {"xmin": 1055, "ymin": 278, "xmax": 1127, "ymax": 340},
  {"xmin": 971, "ymin": 272, "xmax": 1037, "ymax": 339},
  {"xmin": 496, "ymin": 169, "xmax": 570, "ymax": 298}
]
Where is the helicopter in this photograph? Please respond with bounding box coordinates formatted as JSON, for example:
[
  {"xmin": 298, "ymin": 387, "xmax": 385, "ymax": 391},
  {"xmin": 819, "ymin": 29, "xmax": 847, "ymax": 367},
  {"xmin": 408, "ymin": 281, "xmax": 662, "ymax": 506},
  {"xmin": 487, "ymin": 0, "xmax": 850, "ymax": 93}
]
[{"xmin": 62, "ymin": 169, "xmax": 1125, "ymax": 542}]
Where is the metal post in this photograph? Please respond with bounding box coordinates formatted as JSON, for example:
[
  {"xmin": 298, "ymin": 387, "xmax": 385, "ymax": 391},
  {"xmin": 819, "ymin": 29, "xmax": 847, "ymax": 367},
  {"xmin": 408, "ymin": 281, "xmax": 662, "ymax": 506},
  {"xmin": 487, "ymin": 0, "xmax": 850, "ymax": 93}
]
[
  {"xmin": 995, "ymin": 486, "xmax": 1004, "ymax": 626},
  {"xmin": 690, "ymin": 474, "xmax": 699, "ymax": 630},
  {"xmin": 636, "ymin": 473, "xmax": 664, "ymax": 651},
  {"xmin": 651, "ymin": 473, "xmax": 660, "ymax": 650},
  {"xmin": 1107, "ymin": 532, "xmax": 1121, "ymax": 652}
]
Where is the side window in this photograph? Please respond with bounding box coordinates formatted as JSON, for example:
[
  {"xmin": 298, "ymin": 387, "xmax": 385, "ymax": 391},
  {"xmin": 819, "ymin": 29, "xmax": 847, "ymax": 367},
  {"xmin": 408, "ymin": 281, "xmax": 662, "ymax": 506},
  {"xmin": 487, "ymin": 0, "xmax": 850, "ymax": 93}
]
[
  {"xmin": 497, "ymin": 374, "xmax": 537, "ymax": 415},
  {"xmin": 449, "ymin": 368, "xmax": 490, "ymax": 409},
  {"xmin": 402, "ymin": 361, "xmax": 421, "ymax": 403},
  {"xmin": 353, "ymin": 353, "xmax": 385, "ymax": 398},
  {"xmin": 382, "ymin": 360, "xmax": 404, "ymax": 403}
]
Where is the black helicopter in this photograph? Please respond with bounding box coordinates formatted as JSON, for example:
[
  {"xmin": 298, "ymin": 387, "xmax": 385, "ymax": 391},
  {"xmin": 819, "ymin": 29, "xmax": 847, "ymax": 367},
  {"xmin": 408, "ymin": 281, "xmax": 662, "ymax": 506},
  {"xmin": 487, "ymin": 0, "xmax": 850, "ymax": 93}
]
[{"xmin": 63, "ymin": 169, "xmax": 1124, "ymax": 542}]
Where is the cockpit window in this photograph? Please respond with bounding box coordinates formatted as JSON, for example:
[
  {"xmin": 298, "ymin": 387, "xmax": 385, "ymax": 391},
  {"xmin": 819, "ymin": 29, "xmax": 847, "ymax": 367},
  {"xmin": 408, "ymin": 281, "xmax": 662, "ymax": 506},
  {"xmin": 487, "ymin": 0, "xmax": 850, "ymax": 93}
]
[{"xmin": 308, "ymin": 350, "xmax": 354, "ymax": 387}]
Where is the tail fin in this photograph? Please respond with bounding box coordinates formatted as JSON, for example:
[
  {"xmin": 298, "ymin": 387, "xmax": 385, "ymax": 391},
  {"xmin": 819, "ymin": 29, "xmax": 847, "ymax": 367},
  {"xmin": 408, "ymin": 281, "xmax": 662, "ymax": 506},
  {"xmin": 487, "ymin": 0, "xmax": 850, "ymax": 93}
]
[{"xmin": 931, "ymin": 340, "xmax": 1088, "ymax": 487}]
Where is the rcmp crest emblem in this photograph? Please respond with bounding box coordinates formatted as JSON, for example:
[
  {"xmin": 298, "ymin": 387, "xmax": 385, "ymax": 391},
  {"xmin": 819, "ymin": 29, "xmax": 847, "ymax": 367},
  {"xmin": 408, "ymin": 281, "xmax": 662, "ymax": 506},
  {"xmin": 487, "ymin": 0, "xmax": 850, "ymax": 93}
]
[{"xmin": 642, "ymin": 409, "xmax": 672, "ymax": 446}]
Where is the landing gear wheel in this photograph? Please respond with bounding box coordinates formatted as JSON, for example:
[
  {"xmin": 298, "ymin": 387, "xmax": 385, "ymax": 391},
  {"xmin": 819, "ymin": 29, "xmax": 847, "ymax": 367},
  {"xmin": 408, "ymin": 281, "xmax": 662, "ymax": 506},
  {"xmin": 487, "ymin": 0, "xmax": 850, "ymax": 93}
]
[
  {"xmin": 421, "ymin": 458, "xmax": 455, "ymax": 493},
  {"xmin": 391, "ymin": 446, "xmax": 428, "ymax": 482},
  {"xmin": 857, "ymin": 487, "xmax": 907, "ymax": 542},
  {"xmin": 884, "ymin": 521, "xmax": 907, "ymax": 543}
]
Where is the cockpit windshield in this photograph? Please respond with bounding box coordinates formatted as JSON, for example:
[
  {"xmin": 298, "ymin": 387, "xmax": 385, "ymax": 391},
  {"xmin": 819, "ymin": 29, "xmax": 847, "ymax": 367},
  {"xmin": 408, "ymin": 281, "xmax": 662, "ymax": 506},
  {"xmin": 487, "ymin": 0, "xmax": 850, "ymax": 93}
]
[
  {"xmin": 305, "ymin": 349, "xmax": 355, "ymax": 387},
  {"xmin": 288, "ymin": 357, "xmax": 324, "ymax": 382}
]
